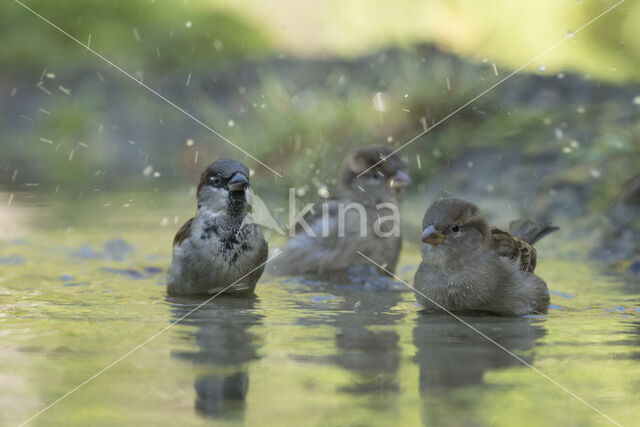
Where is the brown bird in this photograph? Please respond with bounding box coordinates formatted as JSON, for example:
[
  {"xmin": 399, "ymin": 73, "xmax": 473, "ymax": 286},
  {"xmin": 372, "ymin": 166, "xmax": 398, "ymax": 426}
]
[
  {"xmin": 414, "ymin": 198, "xmax": 557, "ymax": 316},
  {"xmin": 268, "ymin": 146, "xmax": 411, "ymax": 277},
  {"xmin": 166, "ymin": 159, "xmax": 268, "ymax": 296}
]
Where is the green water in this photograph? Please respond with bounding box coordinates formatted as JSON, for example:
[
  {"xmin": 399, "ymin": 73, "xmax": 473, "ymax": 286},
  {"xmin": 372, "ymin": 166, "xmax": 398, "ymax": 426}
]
[{"xmin": 1, "ymin": 193, "xmax": 639, "ymax": 426}]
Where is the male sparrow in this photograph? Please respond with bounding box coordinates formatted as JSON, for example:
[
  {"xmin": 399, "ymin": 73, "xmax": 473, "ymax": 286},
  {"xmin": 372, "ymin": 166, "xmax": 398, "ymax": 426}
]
[
  {"xmin": 166, "ymin": 159, "xmax": 268, "ymax": 296},
  {"xmin": 414, "ymin": 198, "xmax": 557, "ymax": 316},
  {"xmin": 269, "ymin": 146, "xmax": 411, "ymax": 276}
]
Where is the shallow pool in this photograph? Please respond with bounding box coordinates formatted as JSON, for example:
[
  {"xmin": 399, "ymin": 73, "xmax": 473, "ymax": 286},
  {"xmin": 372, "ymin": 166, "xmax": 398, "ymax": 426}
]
[{"xmin": 1, "ymin": 193, "xmax": 638, "ymax": 426}]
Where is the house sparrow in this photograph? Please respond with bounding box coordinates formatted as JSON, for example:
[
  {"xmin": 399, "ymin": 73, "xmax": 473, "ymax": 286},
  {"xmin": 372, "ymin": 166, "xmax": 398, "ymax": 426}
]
[
  {"xmin": 268, "ymin": 145, "xmax": 411, "ymax": 276},
  {"xmin": 166, "ymin": 159, "xmax": 268, "ymax": 296},
  {"xmin": 414, "ymin": 198, "xmax": 557, "ymax": 316}
]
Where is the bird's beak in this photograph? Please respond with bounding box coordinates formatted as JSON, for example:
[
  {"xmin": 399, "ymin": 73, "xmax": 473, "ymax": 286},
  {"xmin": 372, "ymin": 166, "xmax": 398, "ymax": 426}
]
[
  {"xmin": 227, "ymin": 173, "xmax": 249, "ymax": 192},
  {"xmin": 389, "ymin": 170, "xmax": 412, "ymax": 188},
  {"xmin": 422, "ymin": 224, "xmax": 444, "ymax": 245}
]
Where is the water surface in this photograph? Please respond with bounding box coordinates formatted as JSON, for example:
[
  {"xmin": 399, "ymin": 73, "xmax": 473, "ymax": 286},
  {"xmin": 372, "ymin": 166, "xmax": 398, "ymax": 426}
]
[{"xmin": 1, "ymin": 194, "xmax": 638, "ymax": 426}]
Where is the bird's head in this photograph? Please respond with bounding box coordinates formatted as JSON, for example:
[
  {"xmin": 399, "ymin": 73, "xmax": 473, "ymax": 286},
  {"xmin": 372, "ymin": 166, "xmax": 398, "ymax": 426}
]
[
  {"xmin": 420, "ymin": 198, "xmax": 490, "ymax": 256},
  {"xmin": 197, "ymin": 159, "xmax": 252, "ymax": 217},
  {"xmin": 340, "ymin": 146, "xmax": 411, "ymax": 200}
]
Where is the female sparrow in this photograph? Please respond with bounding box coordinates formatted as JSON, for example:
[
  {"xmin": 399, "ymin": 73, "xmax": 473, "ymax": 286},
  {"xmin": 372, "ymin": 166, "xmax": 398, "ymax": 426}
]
[
  {"xmin": 268, "ymin": 146, "xmax": 411, "ymax": 277},
  {"xmin": 414, "ymin": 198, "xmax": 557, "ymax": 316}
]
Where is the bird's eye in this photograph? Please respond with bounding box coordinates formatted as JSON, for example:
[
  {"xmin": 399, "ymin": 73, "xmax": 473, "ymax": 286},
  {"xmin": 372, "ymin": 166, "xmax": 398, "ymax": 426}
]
[
  {"xmin": 210, "ymin": 175, "xmax": 223, "ymax": 186},
  {"xmin": 451, "ymin": 224, "xmax": 460, "ymax": 232},
  {"xmin": 371, "ymin": 171, "xmax": 384, "ymax": 180}
]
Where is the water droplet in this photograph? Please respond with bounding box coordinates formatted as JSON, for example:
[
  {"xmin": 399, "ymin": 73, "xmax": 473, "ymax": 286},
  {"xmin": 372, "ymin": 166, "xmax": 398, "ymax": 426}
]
[
  {"xmin": 317, "ymin": 185, "xmax": 329, "ymax": 198},
  {"xmin": 372, "ymin": 92, "xmax": 388, "ymax": 112},
  {"xmin": 554, "ymin": 128, "xmax": 564, "ymax": 139}
]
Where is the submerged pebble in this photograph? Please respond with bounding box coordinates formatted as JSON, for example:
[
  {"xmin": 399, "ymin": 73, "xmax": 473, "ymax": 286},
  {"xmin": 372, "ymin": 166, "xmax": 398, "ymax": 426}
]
[
  {"xmin": 347, "ymin": 264, "xmax": 407, "ymax": 292},
  {"xmin": 311, "ymin": 294, "xmax": 337, "ymax": 303},
  {"xmin": 550, "ymin": 290, "xmax": 574, "ymax": 299},
  {"xmin": 104, "ymin": 238, "xmax": 133, "ymax": 261},
  {"xmin": 72, "ymin": 238, "xmax": 134, "ymax": 261},
  {"xmin": 347, "ymin": 264, "xmax": 380, "ymax": 284},
  {"xmin": 74, "ymin": 245, "xmax": 103, "ymax": 259},
  {"xmin": 0, "ymin": 255, "xmax": 25, "ymax": 265},
  {"xmin": 295, "ymin": 277, "xmax": 324, "ymax": 286},
  {"xmin": 628, "ymin": 261, "xmax": 640, "ymax": 275},
  {"xmin": 100, "ymin": 268, "xmax": 146, "ymax": 279},
  {"xmin": 144, "ymin": 266, "xmax": 163, "ymax": 274}
]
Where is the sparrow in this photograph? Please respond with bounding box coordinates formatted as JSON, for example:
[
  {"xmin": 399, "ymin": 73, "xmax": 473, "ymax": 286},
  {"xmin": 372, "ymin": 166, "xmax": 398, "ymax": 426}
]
[
  {"xmin": 166, "ymin": 159, "xmax": 268, "ymax": 296},
  {"xmin": 268, "ymin": 145, "xmax": 411, "ymax": 276},
  {"xmin": 414, "ymin": 198, "xmax": 557, "ymax": 316}
]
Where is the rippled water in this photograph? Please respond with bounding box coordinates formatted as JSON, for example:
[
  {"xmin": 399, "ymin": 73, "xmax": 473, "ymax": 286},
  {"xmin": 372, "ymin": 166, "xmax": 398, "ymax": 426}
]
[{"xmin": 1, "ymin": 193, "xmax": 639, "ymax": 426}]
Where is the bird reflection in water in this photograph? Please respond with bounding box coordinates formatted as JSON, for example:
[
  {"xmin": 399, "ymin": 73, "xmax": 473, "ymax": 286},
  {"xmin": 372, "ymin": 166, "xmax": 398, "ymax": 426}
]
[
  {"xmin": 413, "ymin": 314, "xmax": 547, "ymax": 424},
  {"xmin": 289, "ymin": 281, "xmax": 406, "ymax": 403},
  {"xmin": 333, "ymin": 291, "xmax": 405, "ymax": 398},
  {"xmin": 168, "ymin": 296, "xmax": 263, "ymax": 421}
]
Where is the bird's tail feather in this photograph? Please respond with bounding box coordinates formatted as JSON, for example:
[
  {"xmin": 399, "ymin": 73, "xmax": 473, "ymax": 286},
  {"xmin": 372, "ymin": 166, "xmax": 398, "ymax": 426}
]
[{"xmin": 508, "ymin": 219, "xmax": 559, "ymax": 245}]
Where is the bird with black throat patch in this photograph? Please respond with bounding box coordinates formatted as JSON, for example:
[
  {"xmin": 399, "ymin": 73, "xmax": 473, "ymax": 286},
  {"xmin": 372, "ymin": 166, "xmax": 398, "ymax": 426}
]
[
  {"xmin": 268, "ymin": 145, "xmax": 412, "ymax": 277},
  {"xmin": 166, "ymin": 159, "xmax": 268, "ymax": 296},
  {"xmin": 414, "ymin": 198, "xmax": 557, "ymax": 316}
]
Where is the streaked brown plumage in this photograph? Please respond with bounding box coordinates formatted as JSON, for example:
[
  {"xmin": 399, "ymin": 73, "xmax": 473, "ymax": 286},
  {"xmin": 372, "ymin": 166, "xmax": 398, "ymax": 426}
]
[
  {"xmin": 268, "ymin": 145, "xmax": 411, "ymax": 277},
  {"xmin": 414, "ymin": 198, "xmax": 557, "ymax": 316}
]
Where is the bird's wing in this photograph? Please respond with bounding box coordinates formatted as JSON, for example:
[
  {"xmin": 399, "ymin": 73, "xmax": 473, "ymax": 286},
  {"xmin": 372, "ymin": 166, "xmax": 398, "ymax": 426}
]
[
  {"xmin": 173, "ymin": 217, "xmax": 195, "ymax": 247},
  {"xmin": 269, "ymin": 200, "xmax": 358, "ymax": 276},
  {"xmin": 490, "ymin": 226, "xmax": 537, "ymax": 272}
]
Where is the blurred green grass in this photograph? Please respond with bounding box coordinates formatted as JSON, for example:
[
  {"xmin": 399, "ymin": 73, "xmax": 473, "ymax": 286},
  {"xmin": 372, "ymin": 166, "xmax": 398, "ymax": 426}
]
[{"xmin": 0, "ymin": 0, "xmax": 638, "ymax": 216}]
